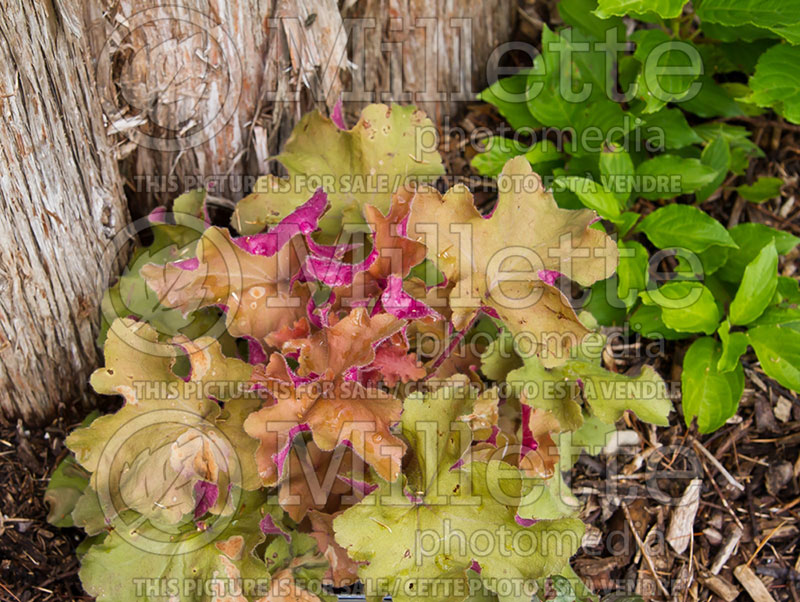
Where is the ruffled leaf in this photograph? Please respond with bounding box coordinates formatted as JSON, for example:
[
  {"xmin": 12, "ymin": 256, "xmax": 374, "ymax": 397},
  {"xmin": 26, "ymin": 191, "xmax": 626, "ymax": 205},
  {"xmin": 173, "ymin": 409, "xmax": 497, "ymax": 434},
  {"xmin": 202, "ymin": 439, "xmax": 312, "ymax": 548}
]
[
  {"xmin": 233, "ymin": 104, "xmax": 444, "ymax": 237},
  {"xmin": 408, "ymin": 157, "xmax": 618, "ymax": 367}
]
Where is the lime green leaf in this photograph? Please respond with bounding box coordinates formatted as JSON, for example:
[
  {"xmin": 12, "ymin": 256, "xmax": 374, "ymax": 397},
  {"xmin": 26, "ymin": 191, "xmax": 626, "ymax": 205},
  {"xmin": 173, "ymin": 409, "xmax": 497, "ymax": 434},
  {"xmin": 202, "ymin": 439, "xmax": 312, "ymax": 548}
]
[
  {"xmin": 595, "ymin": 0, "xmax": 688, "ymax": 19},
  {"xmin": 729, "ymin": 240, "xmax": 778, "ymax": 325},
  {"xmin": 471, "ymin": 137, "xmax": 526, "ymax": 177},
  {"xmin": 750, "ymin": 277, "xmax": 800, "ymax": 327},
  {"xmin": 559, "ymin": 0, "xmax": 625, "ymax": 41},
  {"xmin": 479, "ymin": 70, "xmax": 542, "ymax": 131},
  {"xmin": 634, "ymin": 156, "xmax": 717, "ymax": 200},
  {"xmin": 748, "ymin": 325, "xmax": 800, "ymax": 391},
  {"xmin": 630, "ymin": 303, "xmax": 688, "ymax": 340},
  {"xmin": 718, "ymin": 223, "xmax": 799, "ymax": 282},
  {"xmin": 637, "ymin": 204, "xmax": 737, "ymax": 252},
  {"xmin": 600, "ymin": 144, "xmax": 634, "ymax": 204},
  {"xmin": 681, "ymin": 337, "xmax": 744, "ymax": 433},
  {"xmin": 736, "ymin": 177, "xmax": 783, "ymax": 202},
  {"xmin": 401, "ymin": 375, "xmax": 491, "ymax": 490},
  {"xmin": 554, "ymin": 176, "xmax": 622, "ymax": 218},
  {"xmin": 696, "ymin": 135, "xmax": 731, "ymax": 202},
  {"xmin": 617, "ymin": 241, "xmax": 649, "ymax": 309},
  {"xmin": 615, "ymin": 212, "xmax": 641, "ymax": 238},
  {"xmin": 749, "ymin": 45, "xmax": 800, "ymax": 124},
  {"xmin": 508, "ymin": 349, "xmax": 671, "ymax": 429},
  {"xmin": 584, "ymin": 278, "xmax": 629, "ymax": 327},
  {"xmin": 336, "ymin": 378, "xmax": 584, "ymax": 602},
  {"xmin": 525, "ymin": 139, "xmax": 565, "ymax": 167},
  {"xmin": 641, "ymin": 281, "xmax": 722, "ymax": 334},
  {"xmin": 697, "ymin": 1, "xmax": 800, "ymax": 35},
  {"xmin": 233, "ymin": 104, "xmax": 445, "ymax": 236},
  {"xmin": 717, "ymin": 320, "xmax": 749, "ymax": 372},
  {"xmin": 67, "ymin": 320, "xmax": 259, "ymax": 524},
  {"xmin": 78, "ymin": 492, "xmax": 285, "ymax": 602},
  {"xmin": 565, "ymin": 362, "xmax": 672, "ymax": 426},
  {"xmin": 556, "ymin": 416, "xmax": 617, "ymax": 471}
]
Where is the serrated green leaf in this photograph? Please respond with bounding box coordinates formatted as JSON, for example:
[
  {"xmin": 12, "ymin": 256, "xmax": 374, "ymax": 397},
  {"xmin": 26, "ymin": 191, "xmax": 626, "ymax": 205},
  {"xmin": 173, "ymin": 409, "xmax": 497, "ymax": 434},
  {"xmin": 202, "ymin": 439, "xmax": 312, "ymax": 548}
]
[
  {"xmin": 630, "ymin": 303, "xmax": 688, "ymax": 340},
  {"xmin": 717, "ymin": 320, "xmax": 749, "ymax": 372},
  {"xmin": 637, "ymin": 204, "xmax": 737, "ymax": 252},
  {"xmin": 564, "ymin": 362, "xmax": 672, "ymax": 426},
  {"xmin": 677, "ymin": 76, "xmax": 744, "ymax": 119},
  {"xmin": 641, "ymin": 281, "xmax": 721, "ymax": 334},
  {"xmin": 508, "ymin": 349, "xmax": 671, "ymax": 429},
  {"xmin": 479, "ymin": 69, "xmax": 542, "ymax": 131},
  {"xmin": 471, "ymin": 137, "xmax": 527, "ymax": 177},
  {"xmin": 525, "ymin": 139, "xmax": 565, "ymax": 167},
  {"xmin": 636, "ymin": 108, "xmax": 704, "ymax": 150},
  {"xmin": 696, "ymin": 1, "xmax": 800, "ymax": 35},
  {"xmin": 750, "ymin": 277, "xmax": 800, "ymax": 327},
  {"xmin": 632, "ymin": 30, "xmax": 702, "ymax": 113},
  {"xmin": 696, "ymin": 135, "xmax": 731, "ymax": 202},
  {"xmin": 749, "ymin": 45, "xmax": 800, "ymax": 124},
  {"xmin": 595, "ymin": 0, "xmax": 688, "ymax": 19},
  {"xmin": 736, "ymin": 177, "xmax": 783, "ymax": 202},
  {"xmin": 617, "ymin": 241, "xmax": 649, "ymax": 309},
  {"xmin": 729, "ymin": 240, "xmax": 778, "ymax": 325},
  {"xmin": 681, "ymin": 337, "xmax": 744, "ymax": 433},
  {"xmin": 634, "ymin": 156, "xmax": 717, "ymax": 200},
  {"xmin": 554, "ymin": 176, "xmax": 622, "ymax": 218},
  {"xmin": 559, "ymin": 0, "xmax": 625, "ymax": 41},
  {"xmin": 748, "ymin": 325, "xmax": 800, "ymax": 391},
  {"xmin": 718, "ymin": 223, "xmax": 799, "ymax": 282},
  {"xmin": 336, "ymin": 378, "xmax": 584, "ymax": 602},
  {"xmin": 600, "ymin": 144, "xmax": 634, "ymax": 204}
]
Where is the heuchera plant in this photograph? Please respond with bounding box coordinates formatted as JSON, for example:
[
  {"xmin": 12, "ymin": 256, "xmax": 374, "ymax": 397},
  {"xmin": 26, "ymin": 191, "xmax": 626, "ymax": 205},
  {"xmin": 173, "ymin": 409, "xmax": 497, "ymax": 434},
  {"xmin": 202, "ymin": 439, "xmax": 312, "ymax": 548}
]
[{"xmin": 47, "ymin": 104, "xmax": 671, "ymax": 602}]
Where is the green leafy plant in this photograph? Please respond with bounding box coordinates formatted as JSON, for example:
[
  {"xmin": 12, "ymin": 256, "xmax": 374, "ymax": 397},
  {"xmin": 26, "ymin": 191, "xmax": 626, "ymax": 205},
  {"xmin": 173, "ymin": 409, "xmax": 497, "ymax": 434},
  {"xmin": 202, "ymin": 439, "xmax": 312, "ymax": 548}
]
[
  {"xmin": 474, "ymin": 0, "xmax": 800, "ymax": 433},
  {"xmin": 46, "ymin": 104, "xmax": 672, "ymax": 601}
]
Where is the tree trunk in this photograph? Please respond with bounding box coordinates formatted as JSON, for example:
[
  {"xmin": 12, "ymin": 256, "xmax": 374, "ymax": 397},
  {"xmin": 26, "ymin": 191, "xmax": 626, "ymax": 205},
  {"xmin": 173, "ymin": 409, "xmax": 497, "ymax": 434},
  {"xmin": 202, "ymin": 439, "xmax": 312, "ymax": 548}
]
[
  {"xmin": 344, "ymin": 0, "xmax": 517, "ymax": 120},
  {"xmin": 82, "ymin": 0, "xmax": 514, "ymax": 216},
  {"xmin": 82, "ymin": 0, "xmax": 348, "ymax": 216},
  {"xmin": 0, "ymin": 0, "xmax": 130, "ymax": 425}
]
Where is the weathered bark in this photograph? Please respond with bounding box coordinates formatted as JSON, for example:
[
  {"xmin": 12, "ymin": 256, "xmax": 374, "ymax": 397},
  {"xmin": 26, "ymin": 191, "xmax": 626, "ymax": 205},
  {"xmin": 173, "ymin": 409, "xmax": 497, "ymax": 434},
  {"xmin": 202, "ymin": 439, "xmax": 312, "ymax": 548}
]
[
  {"xmin": 82, "ymin": 0, "xmax": 348, "ymax": 215},
  {"xmin": 344, "ymin": 0, "xmax": 517, "ymax": 120},
  {"xmin": 0, "ymin": 0, "xmax": 130, "ymax": 425},
  {"xmin": 82, "ymin": 0, "xmax": 514, "ymax": 216}
]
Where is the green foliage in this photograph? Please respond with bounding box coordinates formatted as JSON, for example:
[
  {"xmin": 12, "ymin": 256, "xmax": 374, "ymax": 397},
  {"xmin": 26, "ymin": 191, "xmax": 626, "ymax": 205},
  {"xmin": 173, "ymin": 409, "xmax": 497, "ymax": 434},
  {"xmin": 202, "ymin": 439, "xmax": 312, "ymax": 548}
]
[
  {"xmin": 476, "ymin": 0, "xmax": 800, "ymax": 433},
  {"xmin": 681, "ymin": 337, "xmax": 744, "ymax": 433}
]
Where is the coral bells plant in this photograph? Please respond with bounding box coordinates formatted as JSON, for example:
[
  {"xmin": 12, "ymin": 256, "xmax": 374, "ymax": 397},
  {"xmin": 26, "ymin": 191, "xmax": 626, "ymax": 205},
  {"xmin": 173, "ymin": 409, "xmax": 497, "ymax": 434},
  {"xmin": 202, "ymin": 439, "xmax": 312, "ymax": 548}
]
[{"xmin": 46, "ymin": 104, "xmax": 671, "ymax": 602}]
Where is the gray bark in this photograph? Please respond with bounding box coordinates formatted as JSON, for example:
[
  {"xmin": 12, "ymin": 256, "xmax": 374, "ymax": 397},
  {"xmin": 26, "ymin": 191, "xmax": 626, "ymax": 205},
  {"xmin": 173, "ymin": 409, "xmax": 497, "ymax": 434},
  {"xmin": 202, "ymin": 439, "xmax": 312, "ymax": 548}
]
[
  {"xmin": 82, "ymin": 0, "xmax": 348, "ymax": 215},
  {"xmin": 344, "ymin": 0, "xmax": 518, "ymax": 119},
  {"xmin": 0, "ymin": 0, "xmax": 130, "ymax": 425}
]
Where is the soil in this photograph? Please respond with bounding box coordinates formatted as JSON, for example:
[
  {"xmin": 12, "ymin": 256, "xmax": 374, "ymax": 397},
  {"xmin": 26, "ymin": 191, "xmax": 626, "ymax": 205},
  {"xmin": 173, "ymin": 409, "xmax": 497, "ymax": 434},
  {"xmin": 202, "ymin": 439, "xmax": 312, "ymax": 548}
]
[{"xmin": 3, "ymin": 6, "xmax": 800, "ymax": 601}]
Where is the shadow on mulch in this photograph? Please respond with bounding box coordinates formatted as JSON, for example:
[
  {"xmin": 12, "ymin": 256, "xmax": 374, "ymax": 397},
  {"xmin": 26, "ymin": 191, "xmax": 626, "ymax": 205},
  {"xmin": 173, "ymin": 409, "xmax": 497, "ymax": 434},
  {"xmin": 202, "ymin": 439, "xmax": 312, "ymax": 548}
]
[{"xmin": 1, "ymin": 410, "xmax": 91, "ymax": 601}]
